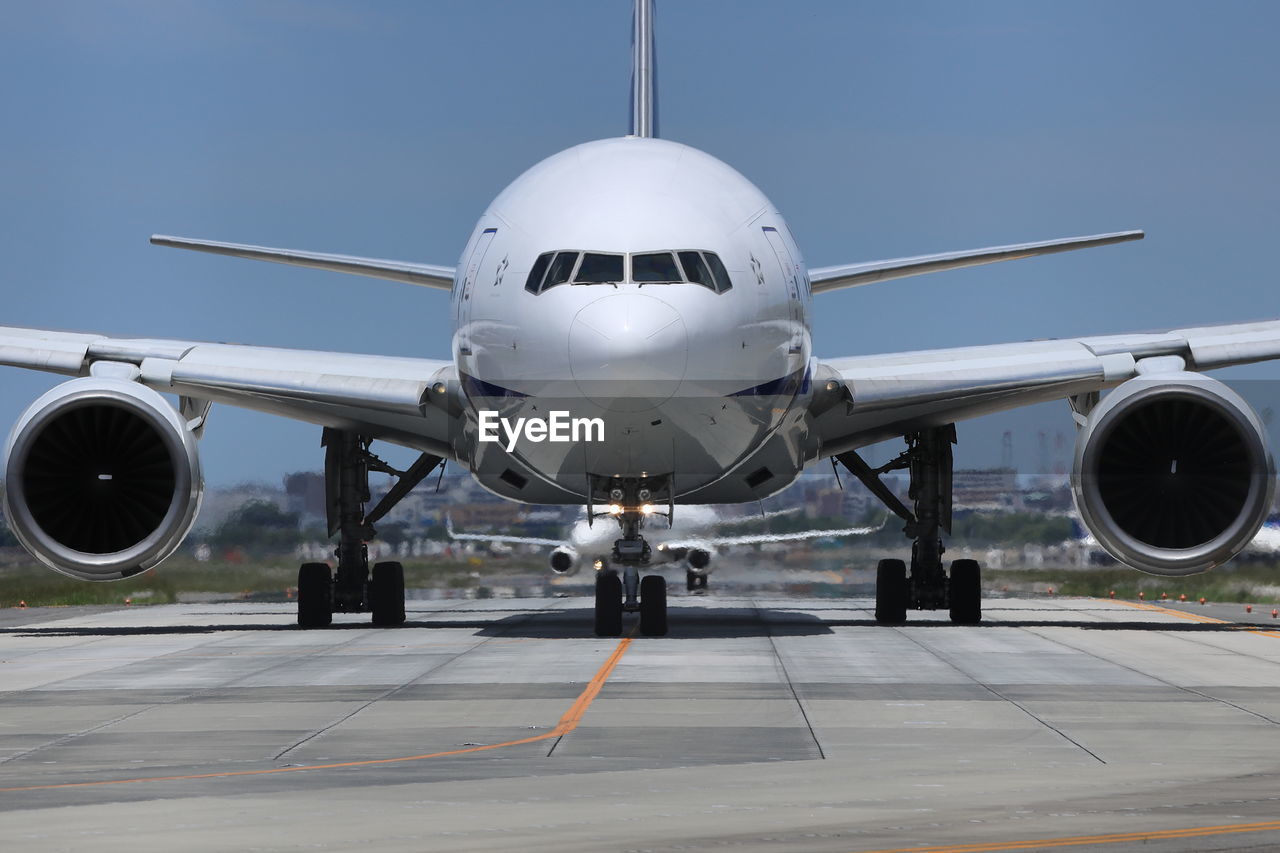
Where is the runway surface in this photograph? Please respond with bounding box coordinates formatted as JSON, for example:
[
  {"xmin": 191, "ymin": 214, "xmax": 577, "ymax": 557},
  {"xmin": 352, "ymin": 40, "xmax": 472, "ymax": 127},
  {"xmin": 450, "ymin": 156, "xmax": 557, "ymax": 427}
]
[{"xmin": 3, "ymin": 594, "xmax": 1280, "ymax": 852}]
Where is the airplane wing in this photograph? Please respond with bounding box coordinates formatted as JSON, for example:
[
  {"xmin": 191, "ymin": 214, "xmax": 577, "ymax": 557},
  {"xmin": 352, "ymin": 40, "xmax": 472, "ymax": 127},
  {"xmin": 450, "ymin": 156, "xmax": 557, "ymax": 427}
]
[
  {"xmin": 444, "ymin": 515, "xmax": 566, "ymax": 548},
  {"xmin": 811, "ymin": 318, "xmax": 1280, "ymax": 456},
  {"xmin": 808, "ymin": 230, "xmax": 1143, "ymax": 294},
  {"xmin": 665, "ymin": 522, "xmax": 885, "ymax": 548},
  {"xmin": 0, "ymin": 325, "xmax": 458, "ymax": 457},
  {"xmin": 151, "ymin": 235, "xmax": 456, "ymax": 290}
]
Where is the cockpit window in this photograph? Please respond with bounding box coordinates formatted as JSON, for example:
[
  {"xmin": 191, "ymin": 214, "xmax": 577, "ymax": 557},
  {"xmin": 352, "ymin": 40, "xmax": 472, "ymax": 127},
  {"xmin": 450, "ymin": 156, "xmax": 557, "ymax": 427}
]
[
  {"xmin": 704, "ymin": 251, "xmax": 733, "ymax": 293},
  {"xmin": 677, "ymin": 251, "xmax": 711, "ymax": 289},
  {"xmin": 525, "ymin": 249, "xmax": 732, "ymax": 293},
  {"xmin": 542, "ymin": 251, "xmax": 579, "ymax": 292},
  {"xmin": 525, "ymin": 252, "xmax": 552, "ymax": 294},
  {"xmin": 678, "ymin": 251, "xmax": 732, "ymax": 293},
  {"xmin": 574, "ymin": 252, "xmax": 624, "ymax": 284},
  {"xmin": 632, "ymin": 252, "xmax": 682, "ymax": 283}
]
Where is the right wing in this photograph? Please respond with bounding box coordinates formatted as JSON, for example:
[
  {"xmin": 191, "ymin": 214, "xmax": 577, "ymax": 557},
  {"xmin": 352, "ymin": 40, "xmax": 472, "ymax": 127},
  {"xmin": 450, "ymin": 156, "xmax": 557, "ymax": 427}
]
[{"xmin": 151, "ymin": 235, "xmax": 456, "ymax": 290}]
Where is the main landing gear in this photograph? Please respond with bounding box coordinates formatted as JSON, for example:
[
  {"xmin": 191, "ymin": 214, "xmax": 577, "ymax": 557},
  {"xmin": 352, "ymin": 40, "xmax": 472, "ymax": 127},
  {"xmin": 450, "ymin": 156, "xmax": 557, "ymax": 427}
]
[
  {"xmin": 296, "ymin": 428, "xmax": 441, "ymax": 629},
  {"xmin": 590, "ymin": 477, "xmax": 668, "ymax": 637},
  {"xmin": 838, "ymin": 424, "xmax": 982, "ymax": 625}
]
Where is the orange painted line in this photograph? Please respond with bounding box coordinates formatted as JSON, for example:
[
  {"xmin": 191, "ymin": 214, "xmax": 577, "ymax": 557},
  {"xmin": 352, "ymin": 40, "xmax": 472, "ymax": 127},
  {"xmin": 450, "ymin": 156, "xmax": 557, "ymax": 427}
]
[
  {"xmin": 0, "ymin": 635, "xmax": 633, "ymax": 793},
  {"xmin": 1109, "ymin": 598, "xmax": 1280, "ymax": 638},
  {"xmin": 851, "ymin": 818, "xmax": 1280, "ymax": 852}
]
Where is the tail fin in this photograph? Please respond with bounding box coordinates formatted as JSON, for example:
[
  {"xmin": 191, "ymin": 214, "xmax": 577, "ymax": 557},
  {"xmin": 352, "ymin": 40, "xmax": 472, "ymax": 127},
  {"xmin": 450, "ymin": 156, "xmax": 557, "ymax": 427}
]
[{"xmin": 629, "ymin": 0, "xmax": 658, "ymax": 137}]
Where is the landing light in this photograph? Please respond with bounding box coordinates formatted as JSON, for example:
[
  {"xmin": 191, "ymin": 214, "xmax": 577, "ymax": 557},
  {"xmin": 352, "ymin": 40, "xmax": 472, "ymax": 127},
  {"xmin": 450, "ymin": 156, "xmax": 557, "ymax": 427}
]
[
  {"xmin": 593, "ymin": 559, "xmax": 604, "ymax": 571},
  {"xmin": 608, "ymin": 504, "xmax": 622, "ymax": 515},
  {"xmin": 641, "ymin": 504, "xmax": 655, "ymax": 515}
]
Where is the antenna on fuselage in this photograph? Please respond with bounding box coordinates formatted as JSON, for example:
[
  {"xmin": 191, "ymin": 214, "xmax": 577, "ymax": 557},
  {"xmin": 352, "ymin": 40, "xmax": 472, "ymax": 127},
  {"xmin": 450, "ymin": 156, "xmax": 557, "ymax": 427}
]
[{"xmin": 630, "ymin": 0, "xmax": 658, "ymax": 138}]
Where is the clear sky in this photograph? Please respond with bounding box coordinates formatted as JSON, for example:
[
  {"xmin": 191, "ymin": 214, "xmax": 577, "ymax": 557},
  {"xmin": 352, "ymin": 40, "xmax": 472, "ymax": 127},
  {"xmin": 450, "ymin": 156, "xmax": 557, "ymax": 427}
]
[{"xmin": 2, "ymin": 0, "xmax": 1279, "ymax": 484}]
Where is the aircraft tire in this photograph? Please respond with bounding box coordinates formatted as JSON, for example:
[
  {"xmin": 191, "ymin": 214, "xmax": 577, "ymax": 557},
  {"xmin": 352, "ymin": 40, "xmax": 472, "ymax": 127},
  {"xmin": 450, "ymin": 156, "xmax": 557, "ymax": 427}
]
[
  {"xmin": 297, "ymin": 562, "xmax": 333, "ymax": 628},
  {"xmin": 594, "ymin": 571, "xmax": 623, "ymax": 637},
  {"xmin": 686, "ymin": 569, "xmax": 698, "ymax": 592},
  {"xmin": 371, "ymin": 561, "xmax": 406, "ymax": 627},
  {"xmin": 875, "ymin": 558, "xmax": 908, "ymax": 624},
  {"xmin": 639, "ymin": 574, "xmax": 668, "ymax": 636},
  {"xmin": 949, "ymin": 559, "xmax": 982, "ymax": 624}
]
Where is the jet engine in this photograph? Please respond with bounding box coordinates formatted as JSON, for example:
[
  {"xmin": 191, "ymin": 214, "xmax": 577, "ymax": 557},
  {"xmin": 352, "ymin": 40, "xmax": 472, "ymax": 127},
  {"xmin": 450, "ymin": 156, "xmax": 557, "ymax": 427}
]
[
  {"xmin": 1072, "ymin": 372, "xmax": 1274, "ymax": 576},
  {"xmin": 4, "ymin": 377, "xmax": 204, "ymax": 581},
  {"xmin": 686, "ymin": 547, "xmax": 712, "ymax": 574},
  {"xmin": 548, "ymin": 546, "xmax": 580, "ymax": 575}
]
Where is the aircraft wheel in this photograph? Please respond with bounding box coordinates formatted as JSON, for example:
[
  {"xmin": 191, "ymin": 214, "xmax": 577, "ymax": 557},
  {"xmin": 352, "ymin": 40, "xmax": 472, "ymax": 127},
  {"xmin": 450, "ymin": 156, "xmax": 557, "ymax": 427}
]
[
  {"xmin": 874, "ymin": 558, "xmax": 908, "ymax": 624},
  {"xmin": 639, "ymin": 574, "xmax": 668, "ymax": 637},
  {"xmin": 594, "ymin": 570, "xmax": 623, "ymax": 637},
  {"xmin": 297, "ymin": 562, "xmax": 333, "ymax": 628},
  {"xmin": 371, "ymin": 561, "xmax": 406, "ymax": 627},
  {"xmin": 686, "ymin": 569, "xmax": 698, "ymax": 592},
  {"xmin": 949, "ymin": 559, "xmax": 982, "ymax": 624}
]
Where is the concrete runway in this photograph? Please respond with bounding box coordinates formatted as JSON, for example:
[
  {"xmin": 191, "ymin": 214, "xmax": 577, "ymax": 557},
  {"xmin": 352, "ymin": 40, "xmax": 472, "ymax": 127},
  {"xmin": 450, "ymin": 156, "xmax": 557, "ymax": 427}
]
[{"xmin": 2, "ymin": 595, "xmax": 1280, "ymax": 852}]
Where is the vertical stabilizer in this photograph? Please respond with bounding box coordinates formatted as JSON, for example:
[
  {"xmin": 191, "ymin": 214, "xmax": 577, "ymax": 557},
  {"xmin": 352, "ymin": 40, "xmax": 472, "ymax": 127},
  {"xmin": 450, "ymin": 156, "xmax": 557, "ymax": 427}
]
[{"xmin": 630, "ymin": 0, "xmax": 658, "ymax": 138}]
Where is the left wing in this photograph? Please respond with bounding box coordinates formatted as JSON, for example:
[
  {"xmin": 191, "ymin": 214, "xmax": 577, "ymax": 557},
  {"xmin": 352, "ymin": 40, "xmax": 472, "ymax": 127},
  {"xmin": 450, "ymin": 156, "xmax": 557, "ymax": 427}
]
[
  {"xmin": 0, "ymin": 326, "xmax": 458, "ymax": 456},
  {"xmin": 811, "ymin": 318, "xmax": 1280, "ymax": 456},
  {"xmin": 151, "ymin": 235, "xmax": 457, "ymax": 290}
]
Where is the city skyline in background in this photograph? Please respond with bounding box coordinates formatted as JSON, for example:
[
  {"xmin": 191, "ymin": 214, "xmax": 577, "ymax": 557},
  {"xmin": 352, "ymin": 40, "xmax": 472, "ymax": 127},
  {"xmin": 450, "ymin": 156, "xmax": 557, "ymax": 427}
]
[{"xmin": 3, "ymin": 1, "xmax": 1279, "ymax": 485}]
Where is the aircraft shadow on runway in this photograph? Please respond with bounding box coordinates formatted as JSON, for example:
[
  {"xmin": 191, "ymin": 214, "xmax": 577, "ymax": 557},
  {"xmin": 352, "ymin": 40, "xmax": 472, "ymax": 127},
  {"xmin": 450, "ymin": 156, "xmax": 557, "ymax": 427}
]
[{"xmin": 2, "ymin": 608, "xmax": 1271, "ymax": 639}]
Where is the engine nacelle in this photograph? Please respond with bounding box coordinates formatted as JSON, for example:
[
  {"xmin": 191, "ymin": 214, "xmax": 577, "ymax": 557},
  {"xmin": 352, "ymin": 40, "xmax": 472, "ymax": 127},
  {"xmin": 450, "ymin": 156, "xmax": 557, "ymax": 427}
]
[
  {"xmin": 1072, "ymin": 372, "xmax": 1274, "ymax": 576},
  {"xmin": 548, "ymin": 546, "xmax": 579, "ymax": 575},
  {"xmin": 4, "ymin": 377, "xmax": 204, "ymax": 581},
  {"xmin": 686, "ymin": 547, "xmax": 712, "ymax": 573}
]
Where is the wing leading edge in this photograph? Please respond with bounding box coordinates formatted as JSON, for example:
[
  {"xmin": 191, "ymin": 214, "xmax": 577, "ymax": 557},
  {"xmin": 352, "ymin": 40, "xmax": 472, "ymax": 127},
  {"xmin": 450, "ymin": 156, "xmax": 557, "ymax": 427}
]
[
  {"xmin": 809, "ymin": 230, "xmax": 1143, "ymax": 294},
  {"xmin": 0, "ymin": 325, "xmax": 458, "ymax": 457},
  {"xmin": 812, "ymin": 318, "xmax": 1280, "ymax": 457},
  {"xmin": 150, "ymin": 235, "xmax": 456, "ymax": 290}
]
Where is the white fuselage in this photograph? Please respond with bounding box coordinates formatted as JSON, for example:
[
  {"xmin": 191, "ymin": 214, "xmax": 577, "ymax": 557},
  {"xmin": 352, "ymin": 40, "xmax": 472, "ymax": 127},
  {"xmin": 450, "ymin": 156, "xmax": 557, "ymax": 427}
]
[{"xmin": 448, "ymin": 137, "xmax": 814, "ymax": 505}]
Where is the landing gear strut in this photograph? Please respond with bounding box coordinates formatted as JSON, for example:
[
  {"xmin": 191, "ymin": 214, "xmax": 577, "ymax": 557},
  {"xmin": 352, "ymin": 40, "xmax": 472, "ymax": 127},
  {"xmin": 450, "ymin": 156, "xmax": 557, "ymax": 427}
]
[
  {"xmin": 296, "ymin": 428, "xmax": 441, "ymax": 628},
  {"xmin": 838, "ymin": 424, "xmax": 982, "ymax": 625},
  {"xmin": 590, "ymin": 476, "xmax": 669, "ymax": 637}
]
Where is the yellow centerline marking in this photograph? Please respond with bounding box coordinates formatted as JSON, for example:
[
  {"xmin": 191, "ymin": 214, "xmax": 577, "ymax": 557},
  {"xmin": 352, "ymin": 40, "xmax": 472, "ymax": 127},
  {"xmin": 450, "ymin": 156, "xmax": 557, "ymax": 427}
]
[
  {"xmin": 1110, "ymin": 598, "xmax": 1280, "ymax": 638},
  {"xmin": 0, "ymin": 634, "xmax": 634, "ymax": 793},
  {"xmin": 851, "ymin": 818, "xmax": 1280, "ymax": 852}
]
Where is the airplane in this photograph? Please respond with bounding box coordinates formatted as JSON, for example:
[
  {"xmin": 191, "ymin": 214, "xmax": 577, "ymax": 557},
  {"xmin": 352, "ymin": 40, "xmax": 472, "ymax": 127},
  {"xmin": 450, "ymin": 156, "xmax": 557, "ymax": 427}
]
[
  {"xmin": 445, "ymin": 505, "xmax": 883, "ymax": 592},
  {"xmin": 2, "ymin": 0, "xmax": 1277, "ymax": 637}
]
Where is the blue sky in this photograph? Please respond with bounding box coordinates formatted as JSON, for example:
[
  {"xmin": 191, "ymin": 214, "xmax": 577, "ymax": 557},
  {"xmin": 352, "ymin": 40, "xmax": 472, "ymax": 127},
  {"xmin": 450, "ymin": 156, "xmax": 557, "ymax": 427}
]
[{"xmin": 2, "ymin": 0, "xmax": 1279, "ymax": 484}]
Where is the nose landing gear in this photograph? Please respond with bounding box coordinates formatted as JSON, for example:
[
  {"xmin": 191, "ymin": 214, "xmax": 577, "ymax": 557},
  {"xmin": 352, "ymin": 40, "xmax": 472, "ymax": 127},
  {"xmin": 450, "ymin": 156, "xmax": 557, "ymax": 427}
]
[{"xmin": 590, "ymin": 478, "xmax": 669, "ymax": 637}]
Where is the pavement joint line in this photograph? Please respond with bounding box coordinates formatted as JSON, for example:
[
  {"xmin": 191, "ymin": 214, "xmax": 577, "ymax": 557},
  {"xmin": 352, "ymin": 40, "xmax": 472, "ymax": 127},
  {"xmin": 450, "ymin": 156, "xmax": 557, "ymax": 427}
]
[
  {"xmin": 848, "ymin": 817, "xmax": 1280, "ymax": 852},
  {"xmin": 0, "ymin": 633, "xmax": 634, "ymax": 793},
  {"xmin": 0, "ymin": 614, "xmax": 388, "ymax": 767},
  {"xmin": 270, "ymin": 601, "xmax": 555, "ymax": 758},
  {"xmin": 751, "ymin": 597, "xmax": 826, "ymax": 760},
  {"xmin": 1011, "ymin": 621, "xmax": 1280, "ymax": 727},
  {"xmin": 547, "ymin": 624, "xmax": 637, "ymax": 756},
  {"xmin": 890, "ymin": 622, "xmax": 1106, "ymax": 764}
]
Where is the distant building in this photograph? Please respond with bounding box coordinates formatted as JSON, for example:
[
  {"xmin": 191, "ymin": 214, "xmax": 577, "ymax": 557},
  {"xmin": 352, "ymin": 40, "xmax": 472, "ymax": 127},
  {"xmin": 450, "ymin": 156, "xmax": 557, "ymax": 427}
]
[
  {"xmin": 284, "ymin": 472, "xmax": 327, "ymax": 521},
  {"xmin": 953, "ymin": 468, "xmax": 1018, "ymax": 512}
]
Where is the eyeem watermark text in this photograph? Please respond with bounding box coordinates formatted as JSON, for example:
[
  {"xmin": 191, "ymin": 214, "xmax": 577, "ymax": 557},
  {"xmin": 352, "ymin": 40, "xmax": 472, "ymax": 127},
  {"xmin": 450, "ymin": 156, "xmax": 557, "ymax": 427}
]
[{"xmin": 478, "ymin": 410, "xmax": 604, "ymax": 452}]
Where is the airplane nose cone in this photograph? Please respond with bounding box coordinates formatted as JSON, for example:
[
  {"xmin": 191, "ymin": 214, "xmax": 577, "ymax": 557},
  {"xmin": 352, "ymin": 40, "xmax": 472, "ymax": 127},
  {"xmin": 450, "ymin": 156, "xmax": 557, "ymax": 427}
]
[{"xmin": 569, "ymin": 293, "xmax": 688, "ymax": 409}]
